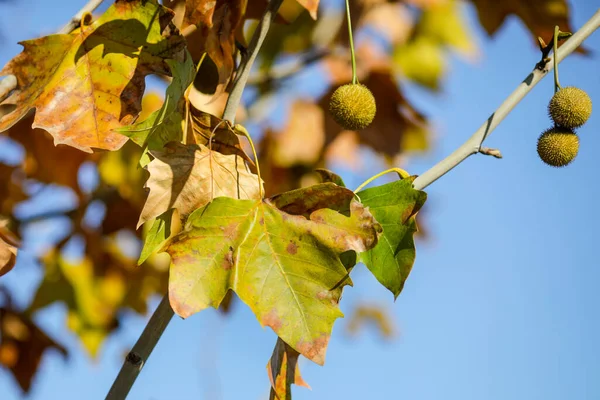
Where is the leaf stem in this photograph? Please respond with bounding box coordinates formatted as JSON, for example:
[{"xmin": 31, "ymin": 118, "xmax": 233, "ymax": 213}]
[
  {"xmin": 354, "ymin": 168, "xmax": 410, "ymax": 193},
  {"xmin": 59, "ymin": 0, "xmax": 105, "ymax": 34},
  {"xmin": 105, "ymin": 294, "xmax": 174, "ymax": 400},
  {"xmin": 412, "ymin": 8, "xmax": 600, "ymax": 191},
  {"xmin": 222, "ymin": 0, "xmax": 285, "ymax": 123},
  {"xmin": 235, "ymin": 124, "xmax": 264, "ymax": 198},
  {"xmin": 344, "ymin": 0, "xmax": 358, "ymax": 84},
  {"xmin": 1, "ymin": 0, "xmax": 106, "ymax": 105},
  {"xmin": 553, "ymin": 25, "xmax": 562, "ymax": 92}
]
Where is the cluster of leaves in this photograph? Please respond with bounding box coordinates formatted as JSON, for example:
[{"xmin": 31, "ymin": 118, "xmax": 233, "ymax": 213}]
[{"xmin": 0, "ymin": 0, "xmax": 578, "ymax": 396}]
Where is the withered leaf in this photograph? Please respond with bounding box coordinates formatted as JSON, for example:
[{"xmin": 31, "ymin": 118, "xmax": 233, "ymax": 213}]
[
  {"xmin": 0, "ymin": 308, "xmax": 68, "ymax": 393},
  {"xmin": 0, "ymin": 0, "xmax": 185, "ymax": 152},
  {"xmin": 267, "ymin": 338, "xmax": 310, "ymax": 400},
  {"xmin": 182, "ymin": 0, "xmax": 247, "ymax": 89},
  {"xmin": 139, "ymin": 142, "xmax": 262, "ymax": 227}
]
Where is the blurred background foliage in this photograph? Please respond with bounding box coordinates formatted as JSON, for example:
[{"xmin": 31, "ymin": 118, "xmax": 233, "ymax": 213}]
[{"xmin": 0, "ymin": 0, "xmax": 581, "ymax": 393}]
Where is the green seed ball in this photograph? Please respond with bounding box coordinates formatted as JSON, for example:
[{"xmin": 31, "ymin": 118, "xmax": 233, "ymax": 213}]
[
  {"xmin": 548, "ymin": 86, "xmax": 592, "ymax": 129},
  {"xmin": 329, "ymin": 83, "xmax": 376, "ymax": 130},
  {"xmin": 537, "ymin": 127, "xmax": 579, "ymax": 167}
]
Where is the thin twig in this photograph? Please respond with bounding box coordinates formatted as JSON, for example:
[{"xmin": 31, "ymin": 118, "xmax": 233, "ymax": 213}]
[
  {"xmin": 413, "ymin": 8, "xmax": 600, "ymax": 191},
  {"xmin": 479, "ymin": 147, "xmax": 503, "ymax": 159},
  {"xmin": 59, "ymin": 0, "xmax": 105, "ymax": 34},
  {"xmin": 222, "ymin": 0, "xmax": 285, "ymax": 123},
  {"xmin": 0, "ymin": 0, "xmax": 106, "ymax": 105},
  {"xmin": 105, "ymin": 294, "xmax": 174, "ymax": 400}
]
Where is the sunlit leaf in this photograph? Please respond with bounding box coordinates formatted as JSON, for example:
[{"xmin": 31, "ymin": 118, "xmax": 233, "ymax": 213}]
[
  {"xmin": 119, "ymin": 51, "xmax": 196, "ymax": 166},
  {"xmin": 167, "ymin": 186, "xmax": 382, "ymax": 364},
  {"xmin": 138, "ymin": 209, "xmax": 181, "ymax": 265},
  {"xmin": 139, "ymin": 141, "xmax": 262, "ymax": 228},
  {"xmin": 0, "ymin": 0, "xmax": 185, "ymax": 152}
]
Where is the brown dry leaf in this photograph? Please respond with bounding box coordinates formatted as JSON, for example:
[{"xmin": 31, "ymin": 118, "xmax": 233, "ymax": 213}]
[
  {"xmin": 6, "ymin": 115, "xmax": 94, "ymax": 193},
  {"xmin": 0, "ymin": 222, "xmax": 19, "ymax": 277},
  {"xmin": 0, "ymin": 0, "xmax": 185, "ymax": 153},
  {"xmin": 469, "ymin": 0, "xmax": 576, "ymax": 47},
  {"xmin": 139, "ymin": 141, "xmax": 262, "ymax": 227},
  {"xmin": 0, "ymin": 163, "xmax": 27, "ymax": 217},
  {"xmin": 182, "ymin": 0, "xmax": 247, "ymax": 90},
  {"xmin": 267, "ymin": 338, "xmax": 310, "ymax": 400},
  {"xmin": 0, "ymin": 308, "xmax": 68, "ymax": 393},
  {"xmin": 345, "ymin": 304, "xmax": 397, "ymax": 339},
  {"xmin": 271, "ymin": 101, "xmax": 324, "ymax": 167}
]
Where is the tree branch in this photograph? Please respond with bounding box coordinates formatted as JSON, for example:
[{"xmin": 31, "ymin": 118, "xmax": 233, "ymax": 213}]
[
  {"xmin": 105, "ymin": 294, "xmax": 174, "ymax": 400},
  {"xmin": 59, "ymin": 0, "xmax": 105, "ymax": 34},
  {"xmin": 0, "ymin": 0, "xmax": 106, "ymax": 102},
  {"xmin": 413, "ymin": 8, "xmax": 600, "ymax": 191},
  {"xmin": 222, "ymin": 0, "xmax": 285, "ymax": 123}
]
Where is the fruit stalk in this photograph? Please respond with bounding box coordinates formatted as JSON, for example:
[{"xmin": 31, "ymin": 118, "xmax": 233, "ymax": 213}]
[{"xmin": 345, "ymin": 0, "xmax": 358, "ymax": 84}]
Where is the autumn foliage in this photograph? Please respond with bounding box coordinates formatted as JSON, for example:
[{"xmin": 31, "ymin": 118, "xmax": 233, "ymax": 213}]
[{"xmin": 0, "ymin": 0, "xmax": 580, "ymax": 396}]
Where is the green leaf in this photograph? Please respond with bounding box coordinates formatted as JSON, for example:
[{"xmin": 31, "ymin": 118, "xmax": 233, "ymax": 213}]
[
  {"xmin": 119, "ymin": 51, "xmax": 195, "ymax": 164},
  {"xmin": 357, "ymin": 178, "xmax": 427, "ymax": 298},
  {"xmin": 138, "ymin": 209, "xmax": 178, "ymax": 265},
  {"xmin": 166, "ymin": 187, "xmax": 382, "ymax": 364}
]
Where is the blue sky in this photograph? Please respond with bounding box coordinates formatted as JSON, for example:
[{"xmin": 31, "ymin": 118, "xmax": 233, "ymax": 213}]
[{"xmin": 1, "ymin": 1, "xmax": 600, "ymax": 399}]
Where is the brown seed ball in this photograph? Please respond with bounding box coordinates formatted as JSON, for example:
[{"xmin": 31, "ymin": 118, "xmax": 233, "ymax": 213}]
[
  {"xmin": 537, "ymin": 127, "xmax": 579, "ymax": 167},
  {"xmin": 548, "ymin": 86, "xmax": 592, "ymax": 129},
  {"xmin": 329, "ymin": 83, "xmax": 376, "ymax": 130}
]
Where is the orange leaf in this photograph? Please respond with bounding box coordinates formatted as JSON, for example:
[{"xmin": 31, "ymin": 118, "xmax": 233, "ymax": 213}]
[
  {"xmin": 0, "ymin": 0, "xmax": 185, "ymax": 153},
  {"xmin": 182, "ymin": 0, "xmax": 248, "ymax": 88},
  {"xmin": 267, "ymin": 338, "xmax": 311, "ymax": 400}
]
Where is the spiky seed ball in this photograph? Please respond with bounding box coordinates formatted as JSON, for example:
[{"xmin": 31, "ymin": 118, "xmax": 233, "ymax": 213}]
[
  {"xmin": 548, "ymin": 86, "xmax": 592, "ymax": 129},
  {"xmin": 329, "ymin": 83, "xmax": 376, "ymax": 130},
  {"xmin": 537, "ymin": 127, "xmax": 579, "ymax": 167}
]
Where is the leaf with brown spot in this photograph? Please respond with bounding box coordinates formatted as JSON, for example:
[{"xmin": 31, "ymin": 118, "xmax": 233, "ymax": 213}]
[
  {"xmin": 0, "ymin": 0, "xmax": 185, "ymax": 152},
  {"xmin": 357, "ymin": 178, "xmax": 427, "ymax": 298},
  {"xmin": 166, "ymin": 186, "xmax": 382, "ymax": 364},
  {"xmin": 0, "ymin": 307, "xmax": 68, "ymax": 393},
  {"xmin": 139, "ymin": 141, "xmax": 262, "ymax": 227},
  {"xmin": 182, "ymin": 0, "xmax": 247, "ymax": 90},
  {"xmin": 267, "ymin": 338, "xmax": 310, "ymax": 400}
]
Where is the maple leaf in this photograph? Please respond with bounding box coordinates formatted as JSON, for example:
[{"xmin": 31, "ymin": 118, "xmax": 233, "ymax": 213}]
[
  {"xmin": 469, "ymin": 0, "xmax": 578, "ymax": 49},
  {"xmin": 182, "ymin": 0, "xmax": 247, "ymax": 90},
  {"xmin": 119, "ymin": 51, "xmax": 196, "ymax": 166},
  {"xmin": 0, "ymin": 0, "xmax": 185, "ymax": 153},
  {"xmin": 139, "ymin": 142, "xmax": 262, "ymax": 227},
  {"xmin": 28, "ymin": 252, "xmax": 123, "ymax": 357},
  {"xmin": 166, "ymin": 184, "xmax": 382, "ymax": 364},
  {"xmin": 0, "ymin": 307, "xmax": 68, "ymax": 393},
  {"xmin": 357, "ymin": 178, "xmax": 427, "ymax": 298},
  {"xmin": 267, "ymin": 338, "xmax": 310, "ymax": 400},
  {"xmin": 0, "ymin": 222, "xmax": 19, "ymax": 277}
]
